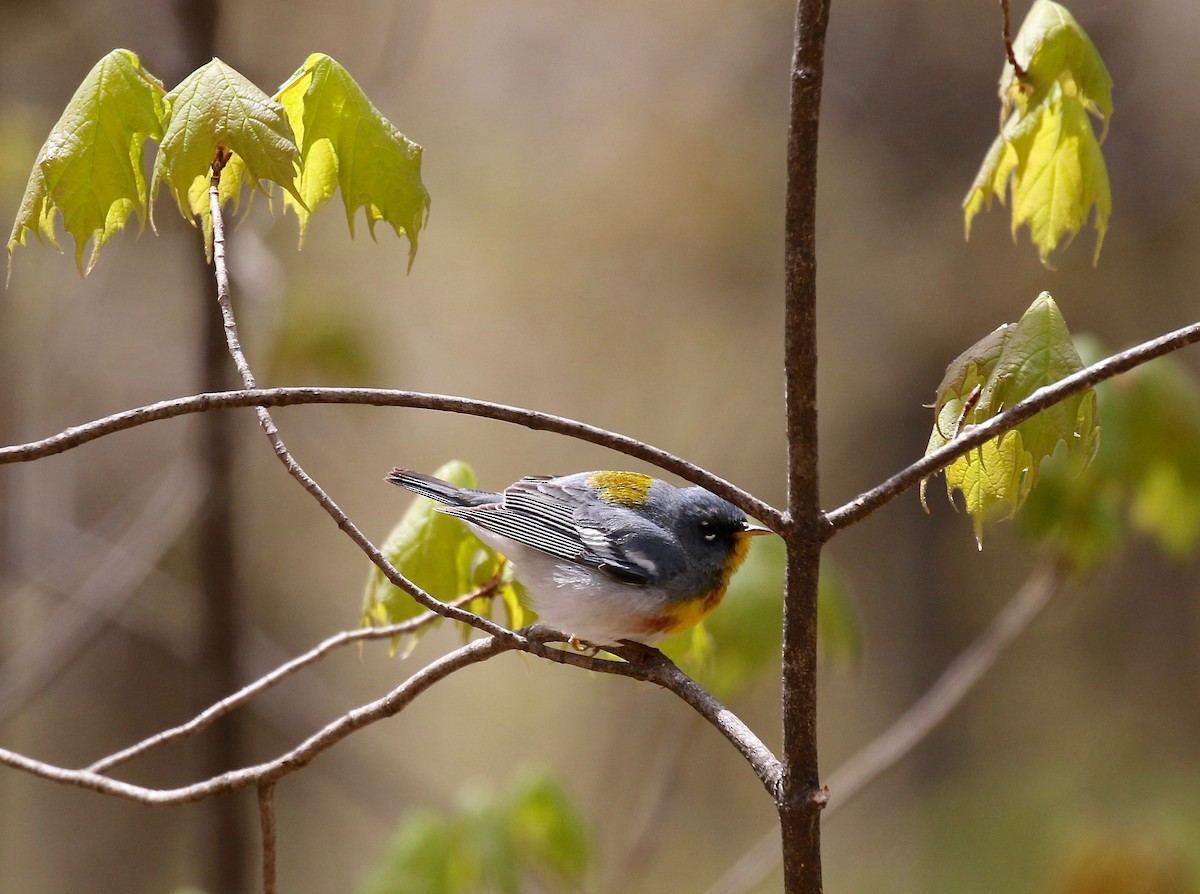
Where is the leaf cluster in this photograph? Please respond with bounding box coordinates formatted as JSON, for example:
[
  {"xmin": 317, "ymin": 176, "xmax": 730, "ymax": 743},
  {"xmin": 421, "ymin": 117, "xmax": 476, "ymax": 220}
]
[
  {"xmin": 964, "ymin": 0, "xmax": 1113, "ymax": 266},
  {"xmin": 1021, "ymin": 344, "xmax": 1200, "ymax": 571},
  {"xmin": 923, "ymin": 292, "xmax": 1099, "ymax": 545},
  {"xmin": 358, "ymin": 767, "xmax": 590, "ymax": 894},
  {"xmin": 7, "ymin": 49, "xmax": 430, "ymax": 278},
  {"xmin": 363, "ymin": 461, "xmax": 525, "ymax": 656}
]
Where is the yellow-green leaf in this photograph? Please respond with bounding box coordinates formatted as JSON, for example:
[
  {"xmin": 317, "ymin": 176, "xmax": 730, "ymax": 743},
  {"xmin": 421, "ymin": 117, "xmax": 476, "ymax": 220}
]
[
  {"xmin": 1007, "ymin": 85, "xmax": 1111, "ymax": 265},
  {"xmin": 360, "ymin": 769, "xmax": 591, "ymax": 894},
  {"xmin": 922, "ymin": 292, "xmax": 1099, "ymax": 546},
  {"xmin": 275, "ymin": 53, "xmax": 430, "ymax": 267},
  {"xmin": 363, "ymin": 460, "xmax": 507, "ymax": 650},
  {"xmin": 1022, "ymin": 345, "xmax": 1200, "ymax": 569},
  {"xmin": 965, "ymin": 0, "xmax": 1112, "ymax": 266},
  {"xmin": 151, "ymin": 58, "xmax": 302, "ymax": 228},
  {"xmin": 1005, "ymin": 0, "xmax": 1112, "ymax": 126},
  {"xmin": 7, "ymin": 49, "xmax": 165, "ymax": 278}
]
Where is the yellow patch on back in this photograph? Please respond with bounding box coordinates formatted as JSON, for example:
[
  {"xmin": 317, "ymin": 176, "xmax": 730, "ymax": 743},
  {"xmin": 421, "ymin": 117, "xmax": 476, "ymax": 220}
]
[{"xmin": 588, "ymin": 471, "xmax": 654, "ymax": 508}]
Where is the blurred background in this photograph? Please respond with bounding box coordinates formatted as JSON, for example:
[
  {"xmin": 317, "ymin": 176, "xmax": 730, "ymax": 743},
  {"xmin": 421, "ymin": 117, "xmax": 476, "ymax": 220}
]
[{"xmin": 3, "ymin": 0, "xmax": 1200, "ymax": 891}]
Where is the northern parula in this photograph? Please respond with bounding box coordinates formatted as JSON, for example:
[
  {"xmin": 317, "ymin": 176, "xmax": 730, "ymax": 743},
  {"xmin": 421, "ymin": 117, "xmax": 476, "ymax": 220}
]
[{"xmin": 387, "ymin": 469, "xmax": 771, "ymax": 647}]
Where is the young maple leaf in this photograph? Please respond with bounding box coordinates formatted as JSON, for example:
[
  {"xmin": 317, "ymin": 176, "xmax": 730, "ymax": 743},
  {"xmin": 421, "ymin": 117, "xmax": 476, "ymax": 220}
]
[
  {"xmin": 151, "ymin": 58, "xmax": 303, "ymax": 224},
  {"xmin": 922, "ymin": 292, "xmax": 1099, "ymax": 546},
  {"xmin": 365, "ymin": 460, "xmax": 515, "ymax": 656},
  {"xmin": 964, "ymin": 0, "xmax": 1113, "ymax": 266},
  {"xmin": 276, "ymin": 53, "xmax": 431, "ymax": 268},
  {"xmin": 7, "ymin": 49, "xmax": 165, "ymax": 279}
]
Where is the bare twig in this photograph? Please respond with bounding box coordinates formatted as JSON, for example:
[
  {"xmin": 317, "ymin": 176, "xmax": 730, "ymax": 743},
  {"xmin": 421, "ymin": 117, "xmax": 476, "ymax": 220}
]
[
  {"xmin": 703, "ymin": 563, "xmax": 1063, "ymax": 894},
  {"xmin": 825, "ymin": 317, "xmax": 1200, "ymax": 531},
  {"xmin": 0, "ymin": 462, "xmax": 200, "ymax": 721},
  {"xmin": 626, "ymin": 648, "xmax": 781, "ymax": 795},
  {"xmin": 1, "ymin": 634, "xmax": 516, "ymax": 805},
  {"xmin": 0, "ymin": 388, "xmax": 780, "ymax": 529},
  {"xmin": 258, "ymin": 781, "xmax": 277, "ymax": 894},
  {"xmin": 87, "ymin": 584, "xmax": 499, "ymax": 775},
  {"xmin": 204, "ymin": 176, "xmax": 517, "ymax": 646},
  {"xmin": 824, "ymin": 564, "xmax": 1060, "ymax": 813},
  {"xmin": 1000, "ymin": 0, "xmax": 1026, "ymax": 78},
  {"xmin": 0, "ymin": 628, "xmax": 783, "ymax": 804}
]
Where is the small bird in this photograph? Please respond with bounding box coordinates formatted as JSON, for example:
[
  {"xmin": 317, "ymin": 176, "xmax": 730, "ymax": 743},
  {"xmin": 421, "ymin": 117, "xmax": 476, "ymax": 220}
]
[{"xmin": 386, "ymin": 469, "xmax": 772, "ymax": 647}]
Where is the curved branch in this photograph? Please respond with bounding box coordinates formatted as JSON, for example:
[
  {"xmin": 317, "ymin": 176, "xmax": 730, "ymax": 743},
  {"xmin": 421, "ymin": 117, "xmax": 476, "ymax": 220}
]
[
  {"xmin": 0, "ymin": 635, "xmax": 515, "ymax": 805},
  {"xmin": 87, "ymin": 585, "xmax": 499, "ymax": 775},
  {"xmin": 202, "ymin": 181, "xmax": 524, "ymax": 646},
  {"xmin": 825, "ymin": 317, "xmax": 1200, "ymax": 531},
  {"xmin": 0, "ymin": 629, "xmax": 782, "ymax": 805},
  {"xmin": 0, "ymin": 461, "xmax": 200, "ymax": 722},
  {"xmin": 620, "ymin": 645, "xmax": 783, "ymax": 797},
  {"xmin": 702, "ymin": 563, "xmax": 1063, "ymax": 894},
  {"xmin": 822, "ymin": 563, "xmax": 1061, "ymax": 814},
  {"xmin": 0, "ymin": 388, "xmax": 782, "ymax": 529}
]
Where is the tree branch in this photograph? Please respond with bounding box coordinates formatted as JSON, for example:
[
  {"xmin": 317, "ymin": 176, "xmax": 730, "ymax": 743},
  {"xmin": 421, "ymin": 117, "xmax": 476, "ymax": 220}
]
[
  {"xmin": 825, "ymin": 317, "xmax": 1200, "ymax": 531},
  {"xmin": 86, "ymin": 585, "xmax": 499, "ymax": 775},
  {"xmin": 702, "ymin": 563, "xmax": 1063, "ymax": 894},
  {"xmin": 0, "ymin": 634, "xmax": 515, "ymax": 805},
  {"xmin": 0, "ymin": 461, "xmax": 200, "ymax": 722},
  {"xmin": 204, "ymin": 178, "xmax": 520, "ymax": 645},
  {"xmin": 258, "ymin": 781, "xmax": 277, "ymax": 894},
  {"xmin": 780, "ymin": 0, "xmax": 832, "ymax": 890},
  {"xmin": 0, "ymin": 388, "xmax": 782, "ymax": 529},
  {"xmin": 625, "ymin": 646, "xmax": 783, "ymax": 796},
  {"xmin": 0, "ymin": 628, "xmax": 782, "ymax": 805},
  {"xmin": 999, "ymin": 0, "xmax": 1026, "ymax": 79}
]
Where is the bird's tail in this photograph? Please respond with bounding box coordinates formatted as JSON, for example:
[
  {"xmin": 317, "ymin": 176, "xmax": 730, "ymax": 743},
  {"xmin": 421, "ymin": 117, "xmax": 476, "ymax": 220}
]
[{"xmin": 386, "ymin": 469, "xmax": 502, "ymax": 507}]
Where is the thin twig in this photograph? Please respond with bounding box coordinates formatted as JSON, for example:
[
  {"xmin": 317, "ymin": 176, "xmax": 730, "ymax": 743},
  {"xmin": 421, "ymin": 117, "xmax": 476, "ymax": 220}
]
[
  {"xmin": 1000, "ymin": 0, "xmax": 1026, "ymax": 78},
  {"xmin": 1, "ymin": 629, "xmax": 783, "ymax": 804},
  {"xmin": 0, "ymin": 387, "xmax": 781, "ymax": 529},
  {"xmin": 823, "ymin": 564, "xmax": 1061, "ymax": 814},
  {"xmin": 2, "ymin": 635, "xmax": 516, "ymax": 805},
  {"xmin": 258, "ymin": 781, "xmax": 277, "ymax": 894},
  {"xmin": 0, "ymin": 461, "xmax": 200, "ymax": 721},
  {"xmin": 205, "ymin": 174, "xmax": 517, "ymax": 645},
  {"xmin": 825, "ymin": 317, "xmax": 1200, "ymax": 531},
  {"xmin": 702, "ymin": 563, "xmax": 1063, "ymax": 894},
  {"xmin": 634, "ymin": 650, "xmax": 782, "ymax": 796},
  {"xmin": 608, "ymin": 713, "xmax": 698, "ymax": 890},
  {"xmin": 86, "ymin": 584, "xmax": 499, "ymax": 775}
]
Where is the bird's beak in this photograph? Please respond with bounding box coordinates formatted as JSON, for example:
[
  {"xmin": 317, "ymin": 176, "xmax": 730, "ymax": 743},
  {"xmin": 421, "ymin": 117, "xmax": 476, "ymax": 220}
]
[{"xmin": 742, "ymin": 522, "xmax": 773, "ymax": 536}]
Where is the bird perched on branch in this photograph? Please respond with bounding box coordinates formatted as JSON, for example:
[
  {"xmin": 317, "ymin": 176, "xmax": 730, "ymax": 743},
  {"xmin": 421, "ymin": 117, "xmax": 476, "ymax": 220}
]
[{"xmin": 387, "ymin": 468, "xmax": 771, "ymax": 647}]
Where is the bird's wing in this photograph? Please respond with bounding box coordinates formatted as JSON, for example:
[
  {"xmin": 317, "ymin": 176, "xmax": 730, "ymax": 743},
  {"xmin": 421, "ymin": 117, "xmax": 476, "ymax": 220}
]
[
  {"xmin": 572, "ymin": 502, "xmax": 689, "ymax": 585},
  {"xmin": 439, "ymin": 476, "xmax": 595, "ymax": 566},
  {"xmin": 441, "ymin": 476, "xmax": 687, "ymax": 585}
]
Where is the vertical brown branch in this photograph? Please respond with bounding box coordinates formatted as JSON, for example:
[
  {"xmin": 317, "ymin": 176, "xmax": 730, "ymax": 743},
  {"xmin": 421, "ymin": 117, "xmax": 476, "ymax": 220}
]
[
  {"xmin": 170, "ymin": 2, "xmax": 251, "ymax": 891},
  {"xmin": 258, "ymin": 782, "xmax": 278, "ymax": 894},
  {"xmin": 781, "ymin": 0, "xmax": 832, "ymax": 892}
]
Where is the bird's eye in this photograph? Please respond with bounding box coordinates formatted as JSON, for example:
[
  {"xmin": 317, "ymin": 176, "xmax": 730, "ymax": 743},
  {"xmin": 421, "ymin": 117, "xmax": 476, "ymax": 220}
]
[{"xmin": 700, "ymin": 520, "xmax": 717, "ymax": 542}]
